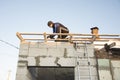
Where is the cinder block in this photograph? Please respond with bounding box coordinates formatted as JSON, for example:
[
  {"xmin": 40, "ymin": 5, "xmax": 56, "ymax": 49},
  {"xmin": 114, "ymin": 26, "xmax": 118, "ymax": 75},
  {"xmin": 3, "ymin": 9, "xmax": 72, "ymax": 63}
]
[
  {"xmin": 98, "ymin": 70, "xmax": 112, "ymax": 80},
  {"xmin": 16, "ymin": 73, "xmax": 32, "ymax": 80},
  {"xmin": 98, "ymin": 59, "xmax": 110, "ymax": 67},
  {"xmin": 18, "ymin": 61, "xmax": 27, "ymax": 67},
  {"xmin": 111, "ymin": 60, "xmax": 120, "ymax": 67},
  {"xmin": 27, "ymin": 57, "xmax": 36, "ymax": 66},
  {"xmin": 67, "ymin": 49, "xmax": 76, "ymax": 57},
  {"xmin": 111, "ymin": 67, "xmax": 120, "ymax": 80},
  {"xmin": 20, "ymin": 42, "xmax": 29, "ymax": 50},
  {"xmin": 39, "ymin": 57, "xmax": 57, "ymax": 66},
  {"xmin": 58, "ymin": 57, "xmax": 76, "ymax": 66},
  {"xmin": 29, "ymin": 42, "xmax": 39, "ymax": 48},
  {"xmin": 44, "ymin": 42, "xmax": 57, "ymax": 48},
  {"xmin": 98, "ymin": 59, "xmax": 112, "ymax": 80},
  {"xmin": 19, "ymin": 48, "xmax": 29, "ymax": 56},
  {"xmin": 16, "ymin": 67, "xmax": 33, "ymax": 80},
  {"xmin": 47, "ymin": 48, "xmax": 64, "ymax": 57},
  {"xmin": 18, "ymin": 56, "xmax": 27, "ymax": 62},
  {"xmin": 76, "ymin": 43, "xmax": 94, "ymax": 48},
  {"xmin": 39, "ymin": 42, "xmax": 57, "ymax": 49},
  {"xmin": 29, "ymin": 48, "xmax": 48, "ymax": 57},
  {"xmin": 56, "ymin": 42, "xmax": 73, "ymax": 49},
  {"xmin": 16, "ymin": 67, "xmax": 28, "ymax": 75},
  {"xmin": 111, "ymin": 60, "xmax": 120, "ymax": 80}
]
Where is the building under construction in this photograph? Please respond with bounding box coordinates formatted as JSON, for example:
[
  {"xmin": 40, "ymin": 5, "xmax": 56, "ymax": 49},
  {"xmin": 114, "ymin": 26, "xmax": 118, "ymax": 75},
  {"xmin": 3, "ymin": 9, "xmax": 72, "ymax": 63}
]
[{"xmin": 16, "ymin": 28, "xmax": 120, "ymax": 80}]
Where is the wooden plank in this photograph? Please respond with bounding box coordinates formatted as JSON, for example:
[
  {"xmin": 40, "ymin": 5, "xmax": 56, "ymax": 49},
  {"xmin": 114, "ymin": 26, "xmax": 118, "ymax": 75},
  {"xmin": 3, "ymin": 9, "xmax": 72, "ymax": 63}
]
[
  {"xmin": 16, "ymin": 32, "xmax": 25, "ymax": 42},
  {"xmin": 16, "ymin": 32, "xmax": 120, "ymax": 43}
]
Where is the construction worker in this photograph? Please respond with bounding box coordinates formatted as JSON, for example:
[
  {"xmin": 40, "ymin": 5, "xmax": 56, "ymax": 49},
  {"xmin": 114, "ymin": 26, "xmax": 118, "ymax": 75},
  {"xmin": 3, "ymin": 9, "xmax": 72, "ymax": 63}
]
[
  {"xmin": 90, "ymin": 27, "xmax": 99, "ymax": 38},
  {"xmin": 47, "ymin": 21, "xmax": 69, "ymax": 39}
]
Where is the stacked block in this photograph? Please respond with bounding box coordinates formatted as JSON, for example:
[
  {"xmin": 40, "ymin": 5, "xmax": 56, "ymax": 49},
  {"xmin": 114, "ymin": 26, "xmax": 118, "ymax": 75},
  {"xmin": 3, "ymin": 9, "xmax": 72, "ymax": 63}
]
[{"xmin": 16, "ymin": 42, "xmax": 97, "ymax": 80}]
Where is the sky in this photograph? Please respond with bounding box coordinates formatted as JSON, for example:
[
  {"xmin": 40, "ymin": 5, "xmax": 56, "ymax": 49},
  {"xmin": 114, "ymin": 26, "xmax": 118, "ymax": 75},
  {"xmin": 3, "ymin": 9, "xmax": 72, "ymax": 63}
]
[{"xmin": 0, "ymin": 0, "xmax": 120, "ymax": 80}]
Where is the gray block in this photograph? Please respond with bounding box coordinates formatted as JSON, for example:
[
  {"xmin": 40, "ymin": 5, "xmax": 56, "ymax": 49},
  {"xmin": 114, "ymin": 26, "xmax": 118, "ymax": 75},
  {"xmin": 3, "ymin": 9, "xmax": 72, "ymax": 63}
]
[
  {"xmin": 39, "ymin": 42, "xmax": 57, "ymax": 49},
  {"xmin": 39, "ymin": 57, "xmax": 57, "ymax": 66},
  {"xmin": 27, "ymin": 57, "xmax": 36, "ymax": 66},
  {"xmin": 29, "ymin": 48, "xmax": 48, "ymax": 57},
  {"xmin": 58, "ymin": 57, "xmax": 76, "ymax": 66},
  {"xmin": 47, "ymin": 48, "xmax": 64, "ymax": 57},
  {"xmin": 29, "ymin": 42, "xmax": 39, "ymax": 48}
]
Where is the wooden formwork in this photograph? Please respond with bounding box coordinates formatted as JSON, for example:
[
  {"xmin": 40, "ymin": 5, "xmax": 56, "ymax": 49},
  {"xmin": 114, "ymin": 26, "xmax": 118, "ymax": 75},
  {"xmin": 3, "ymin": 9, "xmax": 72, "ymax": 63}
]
[{"xmin": 16, "ymin": 32, "xmax": 120, "ymax": 46}]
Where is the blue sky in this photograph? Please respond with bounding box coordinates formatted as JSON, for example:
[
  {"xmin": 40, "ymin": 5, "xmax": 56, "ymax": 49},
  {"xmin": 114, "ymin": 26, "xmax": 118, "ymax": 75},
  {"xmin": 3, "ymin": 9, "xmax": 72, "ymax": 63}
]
[{"xmin": 0, "ymin": 0, "xmax": 120, "ymax": 80}]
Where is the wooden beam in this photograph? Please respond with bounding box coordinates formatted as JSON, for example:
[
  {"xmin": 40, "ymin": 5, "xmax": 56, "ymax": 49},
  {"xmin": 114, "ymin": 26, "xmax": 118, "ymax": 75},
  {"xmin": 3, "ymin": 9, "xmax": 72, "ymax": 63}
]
[
  {"xmin": 16, "ymin": 32, "xmax": 25, "ymax": 42},
  {"xmin": 43, "ymin": 32, "xmax": 47, "ymax": 42},
  {"xmin": 16, "ymin": 32, "xmax": 120, "ymax": 43}
]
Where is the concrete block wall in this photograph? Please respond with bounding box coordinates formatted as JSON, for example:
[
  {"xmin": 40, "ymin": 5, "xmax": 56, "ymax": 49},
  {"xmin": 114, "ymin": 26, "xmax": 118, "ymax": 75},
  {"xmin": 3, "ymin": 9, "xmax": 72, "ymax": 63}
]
[
  {"xmin": 111, "ymin": 60, "xmax": 120, "ymax": 80},
  {"xmin": 16, "ymin": 42, "xmax": 98, "ymax": 80},
  {"xmin": 98, "ymin": 59, "xmax": 112, "ymax": 80},
  {"xmin": 97, "ymin": 59, "xmax": 120, "ymax": 80},
  {"xmin": 27, "ymin": 42, "xmax": 76, "ymax": 67}
]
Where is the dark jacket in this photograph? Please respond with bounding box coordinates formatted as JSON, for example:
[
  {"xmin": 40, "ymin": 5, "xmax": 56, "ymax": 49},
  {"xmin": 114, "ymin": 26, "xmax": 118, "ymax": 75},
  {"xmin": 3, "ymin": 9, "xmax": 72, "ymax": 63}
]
[
  {"xmin": 50, "ymin": 23, "xmax": 69, "ymax": 39},
  {"xmin": 53, "ymin": 23, "xmax": 69, "ymax": 33}
]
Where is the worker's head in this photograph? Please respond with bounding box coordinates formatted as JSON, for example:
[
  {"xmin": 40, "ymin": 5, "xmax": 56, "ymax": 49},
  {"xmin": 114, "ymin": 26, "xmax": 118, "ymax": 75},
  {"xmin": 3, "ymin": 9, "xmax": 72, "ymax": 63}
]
[
  {"xmin": 48, "ymin": 21, "xmax": 54, "ymax": 28},
  {"xmin": 90, "ymin": 27, "xmax": 99, "ymax": 34},
  {"xmin": 90, "ymin": 27, "xmax": 99, "ymax": 38}
]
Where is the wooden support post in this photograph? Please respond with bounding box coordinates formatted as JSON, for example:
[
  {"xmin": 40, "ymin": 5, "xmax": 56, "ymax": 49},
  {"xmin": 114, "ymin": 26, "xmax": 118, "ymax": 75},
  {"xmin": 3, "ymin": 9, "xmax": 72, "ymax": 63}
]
[
  {"xmin": 43, "ymin": 32, "xmax": 47, "ymax": 42},
  {"xmin": 69, "ymin": 34, "xmax": 73, "ymax": 43},
  {"xmin": 16, "ymin": 32, "xmax": 25, "ymax": 43}
]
